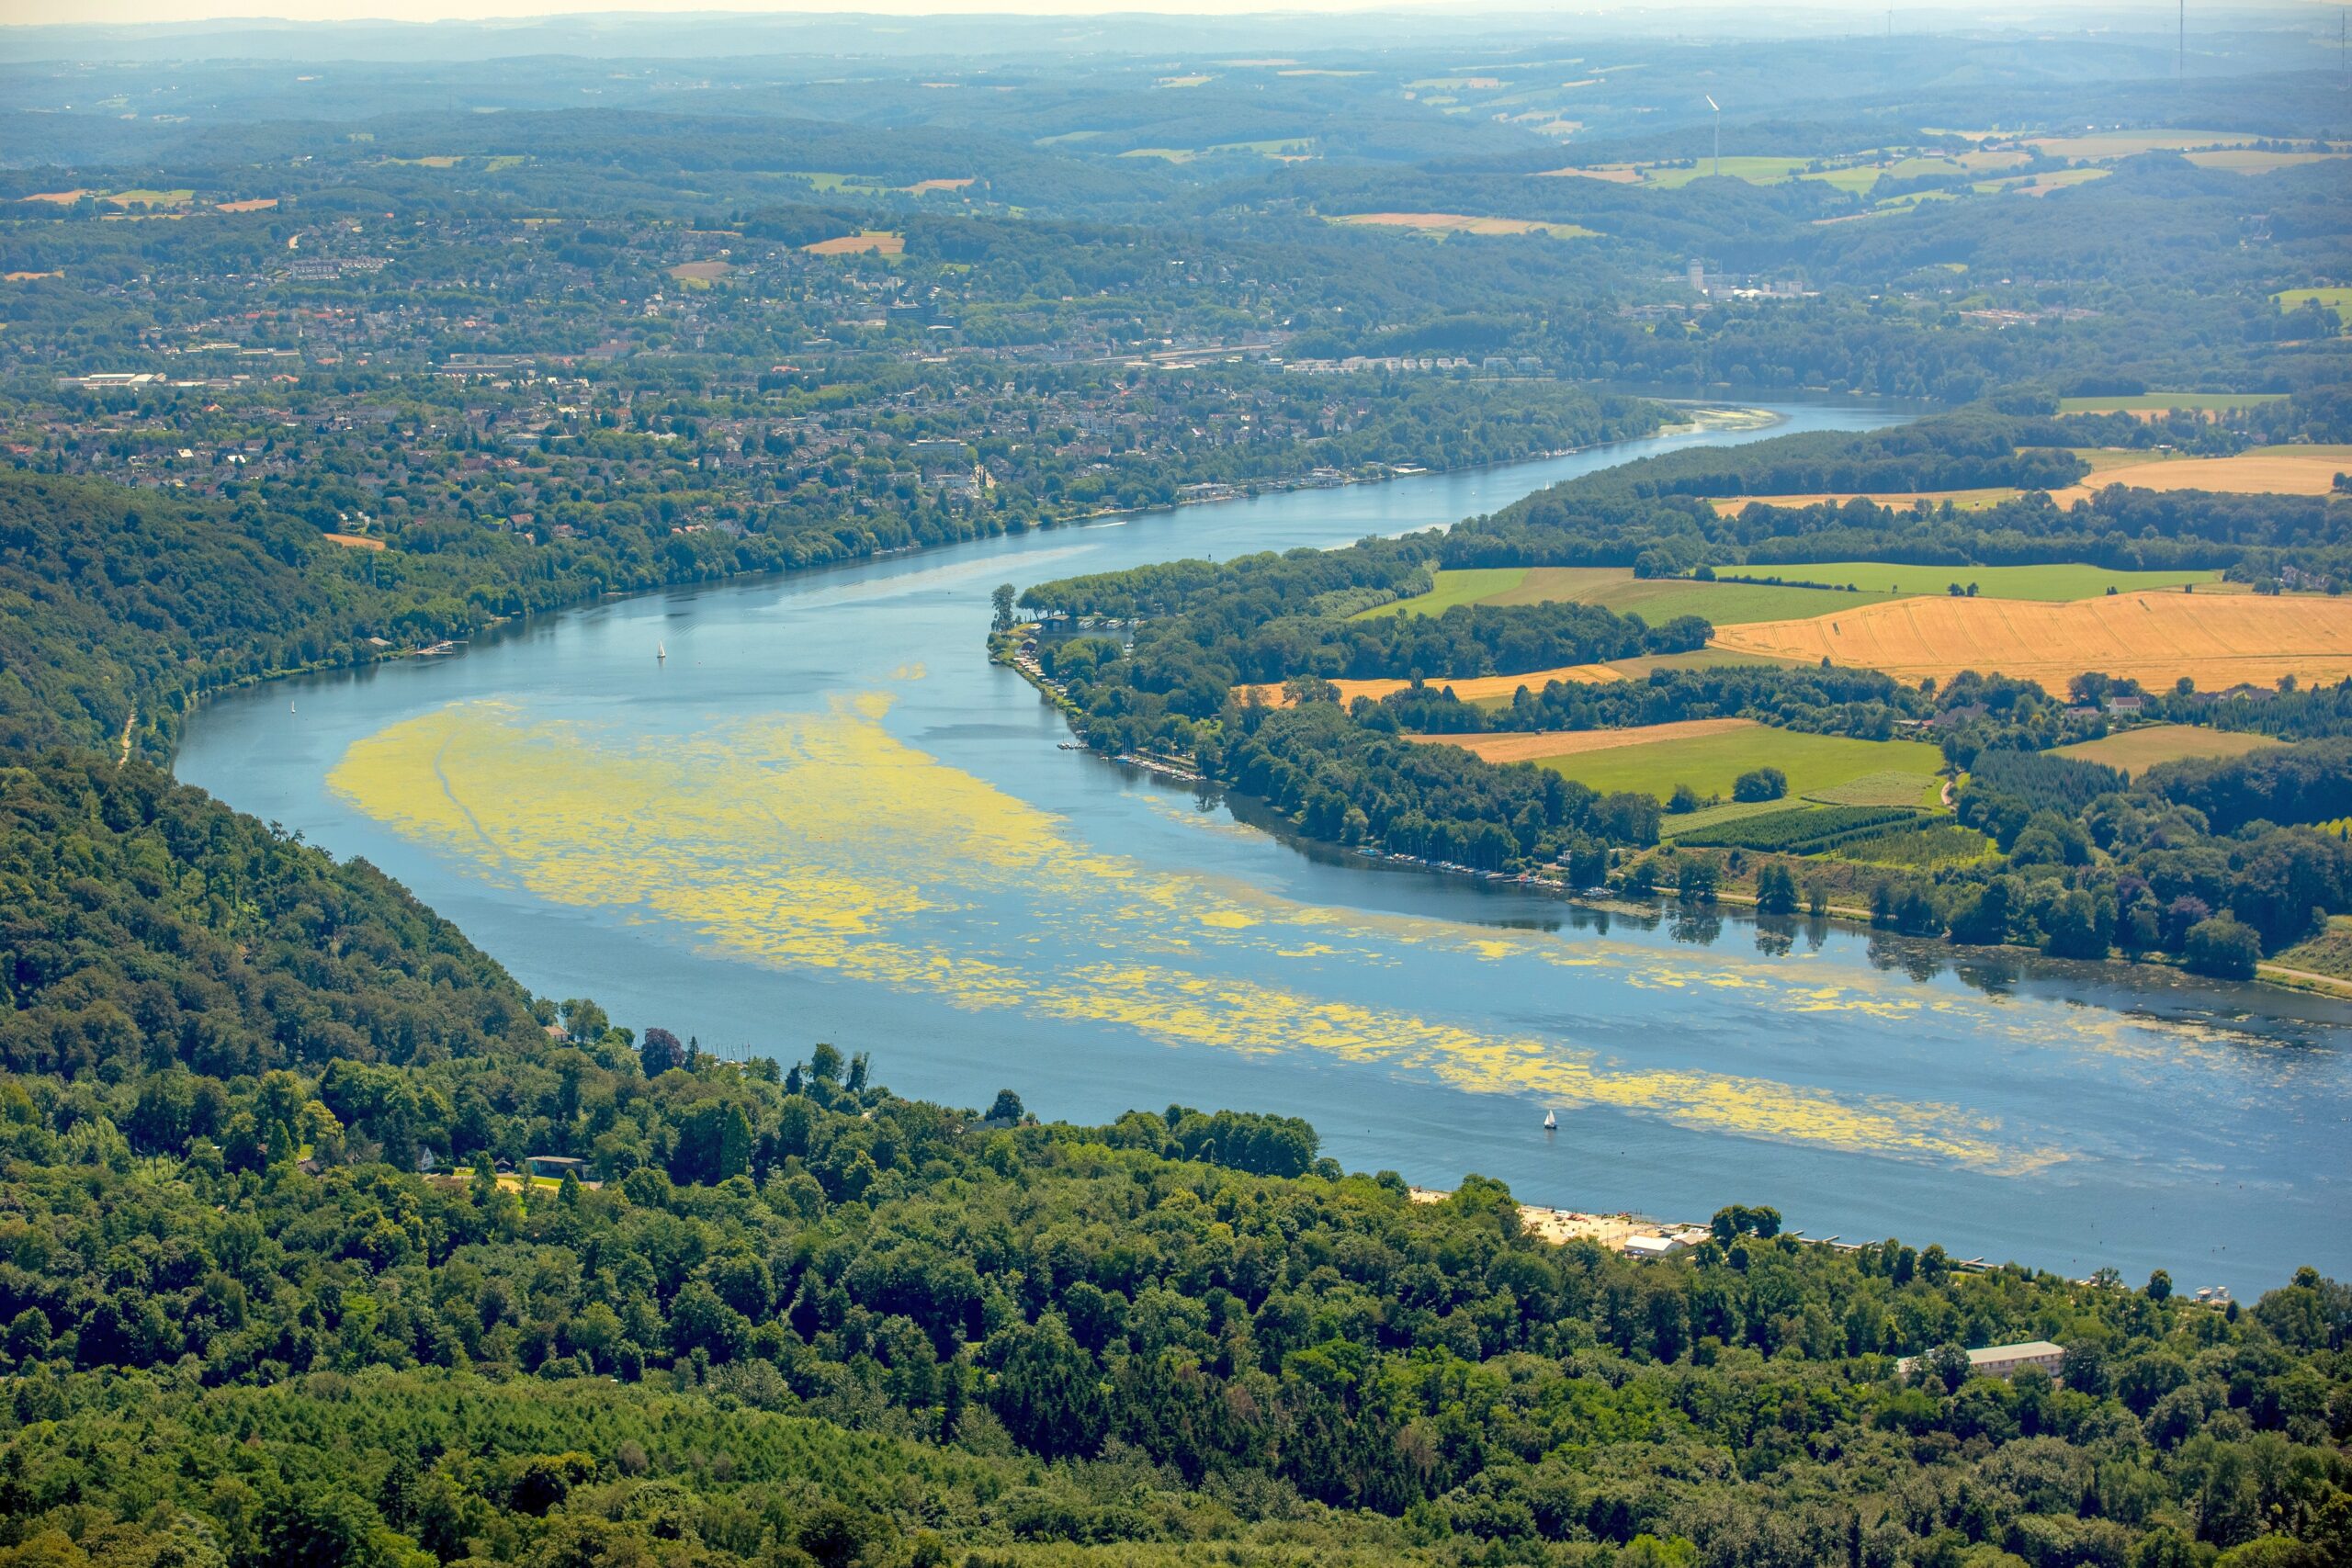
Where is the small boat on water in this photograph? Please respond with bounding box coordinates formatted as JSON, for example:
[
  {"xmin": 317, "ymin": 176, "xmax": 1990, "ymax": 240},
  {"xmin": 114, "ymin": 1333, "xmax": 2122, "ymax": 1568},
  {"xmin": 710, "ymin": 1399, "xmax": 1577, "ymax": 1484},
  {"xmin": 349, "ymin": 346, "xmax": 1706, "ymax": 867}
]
[
  {"xmin": 657, "ymin": 641, "xmax": 667, "ymax": 662},
  {"xmin": 1543, "ymin": 1111, "xmax": 1557, "ymax": 1132}
]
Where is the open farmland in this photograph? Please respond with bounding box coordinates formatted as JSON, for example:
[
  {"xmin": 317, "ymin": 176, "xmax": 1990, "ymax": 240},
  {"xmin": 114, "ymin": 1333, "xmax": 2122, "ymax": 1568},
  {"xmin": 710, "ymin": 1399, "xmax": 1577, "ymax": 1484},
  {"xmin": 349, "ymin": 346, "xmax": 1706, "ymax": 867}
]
[
  {"xmin": 2026, "ymin": 129, "xmax": 2261, "ymax": 159},
  {"xmin": 1240, "ymin": 662, "xmax": 1625, "ymax": 707},
  {"xmin": 1432, "ymin": 722, "xmax": 1944, "ymax": 805},
  {"xmin": 2051, "ymin": 724, "xmax": 2286, "ymax": 777},
  {"xmin": 1714, "ymin": 561, "xmax": 2222, "ymax": 600},
  {"xmin": 802, "ymin": 231, "xmax": 904, "ymax": 256},
  {"xmin": 1710, "ymin": 486, "xmax": 2023, "ymax": 514},
  {"xmin": 1329, "ymin": 213, "xmax": 1594, "ymax": 239},
  {"xmin": 2043, "ymin": 450, "xmax": 2350, "ymax": 506},
  {"xmin": 1710, "ymin": 589, "xmax": 2352, "ymax": 692},
  {"xmin": 2055, "ymin": 391, "xmax": 2290, "ymax": 414},
  {"xmin": 2277, "ymin": 287, "xmax": 2352, "ymax": 326},
  {"xmin": 1417, "ymin": 716, "xmax": 1758, "ymax": 766},
  {"xmin": 1362, "ymin": 566, "xmax": 1898, "ymax": 625},
  {"xmin": 1352, "ymin": 567, "xmax": 1526, "ymax": 618},
  {"xmin": 2181, "ymin": 149, "xmax": 2349, "ymax": 175}
]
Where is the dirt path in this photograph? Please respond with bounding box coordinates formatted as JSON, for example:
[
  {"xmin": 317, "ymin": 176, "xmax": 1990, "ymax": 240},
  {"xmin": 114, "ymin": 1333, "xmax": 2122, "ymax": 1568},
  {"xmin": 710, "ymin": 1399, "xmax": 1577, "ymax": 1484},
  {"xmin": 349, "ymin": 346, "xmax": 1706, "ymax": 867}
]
[
  {"xmin": 2256, "ymin": 964, "xmax": 2352, "ymax": 996},
  {"xmin": 117, "ymin": 705, "xmax": 135, "ymax": 767}
]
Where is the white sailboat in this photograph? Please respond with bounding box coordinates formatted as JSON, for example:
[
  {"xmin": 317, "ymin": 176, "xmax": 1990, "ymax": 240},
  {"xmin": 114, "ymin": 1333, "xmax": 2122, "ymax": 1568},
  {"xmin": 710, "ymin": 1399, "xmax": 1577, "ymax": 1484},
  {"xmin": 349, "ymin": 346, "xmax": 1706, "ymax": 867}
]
[
  {"xmin": 657, "ymin": 640, "xmax": 667, "ymax": 662},
  {"xmin": 1543, "ymin": 1110, "xmax": 1557, "ymax": 1131}
]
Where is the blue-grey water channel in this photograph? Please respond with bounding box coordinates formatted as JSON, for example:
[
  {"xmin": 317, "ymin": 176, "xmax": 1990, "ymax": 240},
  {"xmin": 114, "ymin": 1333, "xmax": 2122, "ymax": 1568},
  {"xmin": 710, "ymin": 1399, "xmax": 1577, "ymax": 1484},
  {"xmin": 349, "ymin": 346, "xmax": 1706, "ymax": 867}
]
[{"xmin": 176, "ymin": 402, "xmax": 2350, "ymax": 1294}]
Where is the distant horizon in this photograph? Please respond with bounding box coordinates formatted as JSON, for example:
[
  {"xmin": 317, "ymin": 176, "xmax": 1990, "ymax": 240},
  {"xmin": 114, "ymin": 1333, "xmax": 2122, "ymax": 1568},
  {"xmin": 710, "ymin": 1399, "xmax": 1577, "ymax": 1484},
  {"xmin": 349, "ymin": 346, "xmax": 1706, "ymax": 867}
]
[{"xmin": 4, "ymin": 0, "xmax": 2324, "ymax": 34}]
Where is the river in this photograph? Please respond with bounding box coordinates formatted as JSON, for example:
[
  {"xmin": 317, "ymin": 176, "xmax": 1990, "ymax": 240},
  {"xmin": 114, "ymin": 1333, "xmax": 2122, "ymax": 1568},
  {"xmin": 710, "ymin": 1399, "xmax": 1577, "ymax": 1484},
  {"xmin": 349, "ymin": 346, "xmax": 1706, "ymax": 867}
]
[{"xmin": 176, "ymin": 402, "xmax": 2351, "ymax": 1294}]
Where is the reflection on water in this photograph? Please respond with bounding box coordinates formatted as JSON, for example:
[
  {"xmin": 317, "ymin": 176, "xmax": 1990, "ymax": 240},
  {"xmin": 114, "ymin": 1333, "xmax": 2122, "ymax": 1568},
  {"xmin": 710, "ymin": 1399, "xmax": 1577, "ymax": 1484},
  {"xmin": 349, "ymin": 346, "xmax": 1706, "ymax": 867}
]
[{"xmin": 174, "ymin": 404, "xmax": 2352, "ymax": 1292}]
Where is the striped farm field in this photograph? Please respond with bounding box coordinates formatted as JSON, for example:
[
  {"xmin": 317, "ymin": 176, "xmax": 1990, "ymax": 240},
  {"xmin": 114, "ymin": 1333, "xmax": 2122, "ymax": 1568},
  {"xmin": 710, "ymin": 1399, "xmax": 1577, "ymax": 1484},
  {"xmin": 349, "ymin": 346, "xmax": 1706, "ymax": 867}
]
[
  {"xmin": 1415, "ymin": 717, "xmax": 1758, "ymax": 766},
  {"xmin": 2050, "ymin": 724, "xmax": 2286, "ymax": 777},
  {"xmin": 2042, "ymin": 450, "xmax": 2349, "ymax": 507},
  {"xmin": 1710, "ymin": 589, "xmax": 2352, "ymax": 692}
]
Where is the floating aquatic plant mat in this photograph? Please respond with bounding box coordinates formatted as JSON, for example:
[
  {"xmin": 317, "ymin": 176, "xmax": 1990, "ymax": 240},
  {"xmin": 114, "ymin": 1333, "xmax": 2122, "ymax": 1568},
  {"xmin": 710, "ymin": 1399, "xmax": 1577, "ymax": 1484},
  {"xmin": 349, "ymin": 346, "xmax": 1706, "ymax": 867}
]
[{"xmin": 331, "ymin": 694, "xmax": 2199, "ymax": 1172}]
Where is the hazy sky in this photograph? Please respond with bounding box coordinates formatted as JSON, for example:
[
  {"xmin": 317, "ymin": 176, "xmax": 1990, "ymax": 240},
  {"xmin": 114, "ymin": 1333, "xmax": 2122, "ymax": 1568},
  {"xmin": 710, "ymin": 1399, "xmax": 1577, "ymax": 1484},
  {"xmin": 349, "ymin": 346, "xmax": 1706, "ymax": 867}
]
[{"xmin": 8, "ymin": 0, "xmax": 2131, "ymax": 29}]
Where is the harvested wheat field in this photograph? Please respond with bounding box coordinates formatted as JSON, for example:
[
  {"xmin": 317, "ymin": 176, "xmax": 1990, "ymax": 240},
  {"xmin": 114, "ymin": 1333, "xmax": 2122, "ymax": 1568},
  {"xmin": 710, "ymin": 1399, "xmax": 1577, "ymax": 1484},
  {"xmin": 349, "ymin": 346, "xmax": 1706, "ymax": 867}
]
[
  {"xmin": 803, "ymin": 231, "xmax": 904, "ymax": 256},
  {"xmin": 1413, "ymin": 718, "xmax": 1758, "ymax": 765},
  {"xmin": 1330, "ymin": 213, "xmax": 1593, "ymax": 238},
  {"xmin": 2043, "ymin": 452, "xmax": 2348, "ymax": 507},
  {"xmin": 1238, "ymin": 662, "xmax": 1626, "ymax": 708},
  {"xmin": 1710, "ymin": 590, "xmax": 2352, "ymax": 692},
  {"xmin": 1710, "ymin": 487, "xmax": 2021, "ymax": 515}
]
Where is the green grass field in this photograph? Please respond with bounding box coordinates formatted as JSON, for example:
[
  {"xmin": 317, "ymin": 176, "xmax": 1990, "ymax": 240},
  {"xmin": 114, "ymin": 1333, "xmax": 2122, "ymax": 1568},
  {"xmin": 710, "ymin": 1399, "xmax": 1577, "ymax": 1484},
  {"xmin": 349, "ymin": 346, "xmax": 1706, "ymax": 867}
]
[
  {"xmin": 2055, "ymin": 392, "xmax": 2290, "ymax": 413},
  {"xmin": 1354, "ymin": 568, "xmax": 1527, "ymax": 618},
  {"xmin": 2051, "ymin": 724, "xmax": 2285, "ymax": 777},
  {"xmin": 1532, "ymin": 727, "xmax": 1947, "ymax": 805},
  {"xmin": 1803, "ymin": 769, "xmax": 1945, "ymax": 807},
  {"xmin": 1714, "ymin": 561, "xmax": 2222, "ymax": 601},
  {"xmin": 2276, "ymin": 288, "xmax": 2352, "ymax": 332}
]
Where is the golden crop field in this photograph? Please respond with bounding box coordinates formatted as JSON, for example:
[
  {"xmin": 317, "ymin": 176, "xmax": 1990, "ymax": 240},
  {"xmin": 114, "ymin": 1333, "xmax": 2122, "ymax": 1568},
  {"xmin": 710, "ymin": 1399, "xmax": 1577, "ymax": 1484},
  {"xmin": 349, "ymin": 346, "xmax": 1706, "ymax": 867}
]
[
  {"xmin": 1238, "ymin": 662, "xmax": 1628, "ymax": 708},
  {"xmin": 666, "ymin": 260, "xmax": 731, "ymax": 282},
  {"xmin": 2052, "ymin": 725, "xmax": 2284, "ymax": 778},
  {"xmin": 803, "ymin": 231, "xmax": 905, "ymax": 256},
  {"xmin": 1710, "ymin": 590, "xmax": 2352, "ymax": 692},
  {"xmin": 2043, "ymin": 451, "xmax": 2349, "ymax": 506},
  {"xmin": 1709, "ymin": 487, "xmax": 2021, "ymax": 515},
  {"xmin": 1416, "ymin": 717, "xmax": 1758, "ymax": 765},
  {"xmin": 1330, "ymin": 212, "xmax": 1594, "ymax": 239},
  {"xmin": 214, "ymin": 197, "xmax": 278, "ymax": 213}
]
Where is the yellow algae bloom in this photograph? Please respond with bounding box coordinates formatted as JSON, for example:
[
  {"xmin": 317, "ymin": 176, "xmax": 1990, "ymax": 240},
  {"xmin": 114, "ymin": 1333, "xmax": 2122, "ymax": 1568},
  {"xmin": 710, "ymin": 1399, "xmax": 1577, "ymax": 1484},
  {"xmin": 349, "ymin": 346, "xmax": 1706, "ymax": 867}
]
[{"xmin": 331, "ymin": 696, "xmax": 2066, "ymax": 1171}]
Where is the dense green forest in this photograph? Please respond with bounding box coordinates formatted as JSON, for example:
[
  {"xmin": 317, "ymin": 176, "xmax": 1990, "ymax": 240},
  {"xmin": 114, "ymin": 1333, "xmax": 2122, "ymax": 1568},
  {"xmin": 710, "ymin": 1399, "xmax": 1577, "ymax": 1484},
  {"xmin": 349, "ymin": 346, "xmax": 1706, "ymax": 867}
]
[
  {"xmin": 4, "ymin": 16, "xmax": 2352, "ymax": 1565},
  {"xmin": 0, "ymin": 758, "xmax": 2343, "ymax": 1568}
]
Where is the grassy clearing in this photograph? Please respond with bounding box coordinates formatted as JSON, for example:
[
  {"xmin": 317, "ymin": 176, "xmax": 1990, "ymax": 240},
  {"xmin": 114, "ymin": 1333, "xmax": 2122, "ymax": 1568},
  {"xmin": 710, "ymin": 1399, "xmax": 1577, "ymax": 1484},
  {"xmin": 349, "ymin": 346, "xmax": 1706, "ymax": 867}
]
[
  {"xmin": 1803, "ymin": 769, "xmax": 1944, "ymax": 808},
  {"xmin": 2057, "ymin": 391, "xmax": 2289, "ymax": 413},
  {"xmin": 2276, "ymin": 287, "xmax": 2352, "ymax": 324},
  {"xmin": 1715, "ymin": 560, "xmax": 2222, "ymax": 601},
  {"xmin": 2051, "ymin": 724, "xmax": 2285, "ymax": 777},
  {"xmin": 2183, "ymin": 149, "xmax": 2349, "ymax": 175},
  {"xmin": 1641, "ymin": 155, "xmax": 1815, "ymax": 188},
  {"xmin": 1353, "ymin": 568, "xmax": 1526, "ymax": 619},
  {"xmin": 104, "ymin": 187, "xmax": 194, "ymax": 208},
  {"xmin": 2028, "ymin": 130, "xmax": 2258, "ymax": 159},
  {"xmin": 1530, "ymin": 726, "xmax": 1946, "ymax": 805}
]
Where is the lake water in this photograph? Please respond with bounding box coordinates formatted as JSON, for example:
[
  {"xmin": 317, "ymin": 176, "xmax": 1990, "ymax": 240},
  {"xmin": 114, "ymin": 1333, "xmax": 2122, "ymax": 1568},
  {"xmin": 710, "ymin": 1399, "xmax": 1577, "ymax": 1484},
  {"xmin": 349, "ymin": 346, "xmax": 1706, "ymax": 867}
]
[{"xmin": 177, "ymin": 403, "xmax": 2351, "ymax": 1295}]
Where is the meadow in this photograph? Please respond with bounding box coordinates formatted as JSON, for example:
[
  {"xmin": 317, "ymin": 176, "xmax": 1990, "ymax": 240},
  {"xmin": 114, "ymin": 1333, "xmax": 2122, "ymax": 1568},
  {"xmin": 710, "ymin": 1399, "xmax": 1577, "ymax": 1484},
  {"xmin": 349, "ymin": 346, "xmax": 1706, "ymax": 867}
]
[
  {"xmin": 1492, "ymin": 723, "xmax": 1945, "ymax": 806},
  {"xmin": 2051, "ymin": 724, "xmax": 2285, "ymax": 777},
  {"xmin": 1714, "ymin": 561, "xmax": 2222, "ymax": 600},
  {"xmin": 2055, "ymin": 391, "xmax": 2290, "ymax": 413},
  {"xmin": 2275, "ymin": 286, "xmax": 2352, "ymax": 327}
]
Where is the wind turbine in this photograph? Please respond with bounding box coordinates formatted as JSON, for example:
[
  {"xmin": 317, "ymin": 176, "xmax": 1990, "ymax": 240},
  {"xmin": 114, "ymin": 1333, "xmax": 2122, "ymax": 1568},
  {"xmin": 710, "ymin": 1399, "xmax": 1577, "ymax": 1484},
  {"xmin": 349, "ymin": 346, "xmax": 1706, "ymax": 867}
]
[{"xmin": 1705, "ymin": 95, "xmax": 1721, "ymax": 177}]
